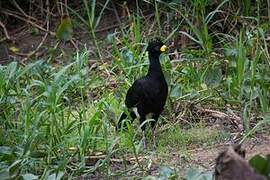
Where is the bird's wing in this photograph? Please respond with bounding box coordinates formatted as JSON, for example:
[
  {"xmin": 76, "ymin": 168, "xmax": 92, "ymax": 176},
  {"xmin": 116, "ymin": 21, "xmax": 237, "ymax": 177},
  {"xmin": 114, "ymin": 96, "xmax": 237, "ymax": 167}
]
[{"xmin": 125, "ymin": 80, "xmax": 145, "ymax": 108}]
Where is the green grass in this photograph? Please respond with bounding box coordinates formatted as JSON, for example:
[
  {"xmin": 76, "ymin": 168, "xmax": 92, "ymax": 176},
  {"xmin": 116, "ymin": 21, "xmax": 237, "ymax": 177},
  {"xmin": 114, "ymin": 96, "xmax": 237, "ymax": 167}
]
[
  {"xmin": 1, "ymin": 42, "xmax": 269, "ymax": 178},
  {"xmin": 157, "ymin": 124, "xmax": 229, "ymax": 152},
  {"xmin": 1, "ymin": 0, "xmax": 270, "ymax": 179}
]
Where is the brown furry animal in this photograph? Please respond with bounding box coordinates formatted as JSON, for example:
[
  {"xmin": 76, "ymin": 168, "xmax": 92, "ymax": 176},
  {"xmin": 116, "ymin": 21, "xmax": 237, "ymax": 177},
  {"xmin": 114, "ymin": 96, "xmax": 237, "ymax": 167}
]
[{"xmin": 214, "ymin": 145, "xmax": 266, "ymax": 180}]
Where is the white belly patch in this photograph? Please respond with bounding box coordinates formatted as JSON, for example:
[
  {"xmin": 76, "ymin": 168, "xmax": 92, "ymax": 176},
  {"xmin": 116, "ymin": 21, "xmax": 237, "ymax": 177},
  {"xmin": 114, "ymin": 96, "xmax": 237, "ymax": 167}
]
[
  {"xmin": 132, "ymin": 107, "xmax": 140, "ymax": 118},
  {"xmin": 132, "ymin": 107, "xmax": 153, "ymax": 119}
]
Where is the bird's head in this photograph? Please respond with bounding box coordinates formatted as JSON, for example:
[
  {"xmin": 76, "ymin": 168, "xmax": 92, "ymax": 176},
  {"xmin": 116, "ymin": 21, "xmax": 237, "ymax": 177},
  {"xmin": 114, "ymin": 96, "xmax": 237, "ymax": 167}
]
[{"xmin": 146, "ymin": 38, "xmax": 167, "ymax": 56}]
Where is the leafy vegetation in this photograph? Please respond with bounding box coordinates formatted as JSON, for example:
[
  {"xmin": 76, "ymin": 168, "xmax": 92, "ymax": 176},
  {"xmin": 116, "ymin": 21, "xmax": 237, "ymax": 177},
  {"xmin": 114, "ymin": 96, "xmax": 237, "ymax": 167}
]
[
  {"xmin": 249, "ymin": 154, "xmax": 270, "ymax": 178},
  {"xmin": 1, "ymin": 0, "xmax": 270, "ymax": 179}
]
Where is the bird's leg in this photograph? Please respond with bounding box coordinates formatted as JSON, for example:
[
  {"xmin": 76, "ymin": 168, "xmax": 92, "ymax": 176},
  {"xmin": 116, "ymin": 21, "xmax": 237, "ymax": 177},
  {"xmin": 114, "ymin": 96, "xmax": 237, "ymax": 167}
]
[
  {"xmin": 152, "ymin": 126, "xmax": 157, "ymax": 150},
  {"xmin": 142, "ymin": 130, "xmax": 147, "ymax": 150},
  {"xmin": 140, "ymin": 116, "xmax": 147, "ymax": 150},
  {"xmin": 151, "ymin": 115, "xmax": 159, "ymax": 150}
]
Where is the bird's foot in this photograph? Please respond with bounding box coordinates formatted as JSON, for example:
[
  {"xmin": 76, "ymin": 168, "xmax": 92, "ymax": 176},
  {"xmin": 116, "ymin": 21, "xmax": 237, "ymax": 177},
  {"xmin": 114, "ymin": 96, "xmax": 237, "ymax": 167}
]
[
  {"xmin": 152, "ymin": 129, "xmax": 157, "ymax": 151},
  {"xmin": 152, "ymin": 143, "xmax": 157, "ymax": 151},
  {"xmin": 143, "ymin": 138, "xmax": 147, "ymax": 150}
]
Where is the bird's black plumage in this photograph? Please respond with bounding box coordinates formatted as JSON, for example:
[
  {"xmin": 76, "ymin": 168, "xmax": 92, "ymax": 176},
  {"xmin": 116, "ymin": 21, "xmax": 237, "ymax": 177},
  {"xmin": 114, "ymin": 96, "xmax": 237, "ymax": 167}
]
[{"xmin": 117, "ymin": 38, "xmax": 168, "ymax": 149}]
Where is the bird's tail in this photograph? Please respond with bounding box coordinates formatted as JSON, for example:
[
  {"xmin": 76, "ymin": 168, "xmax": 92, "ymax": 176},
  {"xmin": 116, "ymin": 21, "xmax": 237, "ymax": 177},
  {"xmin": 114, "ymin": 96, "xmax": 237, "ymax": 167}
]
[{"xmin": 117, "ymin": 111, "xmax": 136, "ymax": 131}]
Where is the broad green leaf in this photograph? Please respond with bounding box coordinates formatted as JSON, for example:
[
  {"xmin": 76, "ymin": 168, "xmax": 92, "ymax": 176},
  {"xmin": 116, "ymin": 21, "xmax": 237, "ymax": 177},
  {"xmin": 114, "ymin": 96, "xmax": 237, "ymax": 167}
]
[
  {"xmin": 0, "ymin": 169, "xmax": 9, "ymax": 180},
  {"xmin": 186, "ymin": 168, "xmax": 213, "ymax": 180},
  {"xmin": 204, "ymin": 66, "xmax": 222, "ymax": 88},
  {"xmin": 30, "ymin": 151, "xmax": 47, "ymax": 158},
  {"xmin": 170, "ymin": 85, "xmax": 181, "ymax": 98},
  {"xmin": 158, "ymin": 166, "xmax": 177, "ymax": 180},
  {"xmin": 22, "ymin": 173, "xmax": 38, "ymax": 180},
  {"xmin": 53, "ymin": 63, "xmax": 74, "ymax": 83},
  {"xmin": 249, "ymin": 154, "xmax": 270, "ymax": 176},
  {"xmin": 6, "ymin": 61, "xmax": 17, "ymax": 81},
  {"xmin": 106, "ymin": 33, "xmax": 116, "ymax": 44},
  {"xmin": 121, "ymin": 48, "xmax": 135, "ymax": 64},
  {"xmin": 16, "ymin": 60, "xmax": 44, "ymax": 80},
  {"xmin": 56, "ymin": 15, "xmax": 73, "ymax": 42},
  {"xmin": 56, "ymin": 74, "xmax": 80, "ymax": 98},
  {"xmin": 0, "ymin": 146, "xmax": 12, "ymax": 155},
  {"xmin": 0, "ymin": 146, "xmax": 15, "ymax": 161},
  {"xmin": 8, "ymin": 159, "xmax": 21, "ymax": 175},
  {"xmin": 225, "ymin": 48, "xmax": 237, "ymax": 57},
  {"xmin": 47, "ymin": 172, "xmax": 64, "ymax": 180},
  {"xmin": 29, "ymin": 80, "xmax": 46, "ymax": 89}
]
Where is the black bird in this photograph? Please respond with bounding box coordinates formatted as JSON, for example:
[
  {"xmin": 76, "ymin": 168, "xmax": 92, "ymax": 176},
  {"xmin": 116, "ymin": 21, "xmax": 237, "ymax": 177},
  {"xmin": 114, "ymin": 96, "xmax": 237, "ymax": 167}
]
[{"xmin": 117, "ymin": 38, "xmax": 168, "ymax": 149}]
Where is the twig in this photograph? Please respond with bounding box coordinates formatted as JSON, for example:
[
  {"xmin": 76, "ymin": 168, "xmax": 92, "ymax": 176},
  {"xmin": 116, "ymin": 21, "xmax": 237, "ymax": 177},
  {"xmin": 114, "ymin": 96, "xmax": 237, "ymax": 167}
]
[
  {"xmin": 0, "ymin": 44, "xmax": 9, "ymax": 63},
  {"xmin": 158, "ymin": 107, "xmax": 188, "ymax": 133},
  {"xmin": 4, "ymin": 8, "xmax": 39, "ymax": 23},
  {"xmin": 69, "ymin": 39, "xmax": 78, "ymax": 51},
  {"xmin": 11, "ymin": 0, "xmax": 32, "ymax": 19},
  {"xmin": 85, "ymin": 155, "xmax": 145, "ymax": 165},
  {"xmin": 1, "ymin": 10, "xmax": 55, "ymax": 36},
  {"xmin": 21, "ymin": 0, "xmax": 50, "ymax": 63},
  {"xmin": 21, "ymin": 35, "xmax": 48, "ymax": 63},
  {"xmin": 0, "ymin": 20, "xmax": 10, "ymax": 40},
  {"xmin": 194, "ymin": 105, "xmax": 243, "ymax": 131},
  {"xmin": 95, "ymin": 23, "xmax": 122, "ymax": 33},
  {"xmin": 111, "ymin": 0, "xmax": 122, "ymax": 27},
  {"xmin": 31, "ymin": 3, "xmax": 57, "ymax": 17}
]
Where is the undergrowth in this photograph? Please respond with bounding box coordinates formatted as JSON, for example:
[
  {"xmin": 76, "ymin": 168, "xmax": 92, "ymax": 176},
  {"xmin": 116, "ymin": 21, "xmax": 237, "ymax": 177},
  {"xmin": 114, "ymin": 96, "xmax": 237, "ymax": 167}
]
[{"xmin": 1, "ymin": 0, "xmax": 270, "ymax": 179}]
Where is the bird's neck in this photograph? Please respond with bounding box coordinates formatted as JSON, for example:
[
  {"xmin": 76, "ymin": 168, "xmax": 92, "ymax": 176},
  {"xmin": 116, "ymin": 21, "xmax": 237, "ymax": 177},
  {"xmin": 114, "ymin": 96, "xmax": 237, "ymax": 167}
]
[{"xmin": 148, "ymin": 53, "xmax": 164, "ymax": 77}]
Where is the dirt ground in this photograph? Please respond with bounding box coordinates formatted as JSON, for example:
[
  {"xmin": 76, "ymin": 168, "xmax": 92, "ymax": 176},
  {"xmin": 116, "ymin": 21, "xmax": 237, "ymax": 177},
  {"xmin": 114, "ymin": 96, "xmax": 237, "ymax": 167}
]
[
  {"xmin": 1, "ymin": 9, "xmax": 270, "ymax": 179},
  {"xmin": 75, "ymin": 134, "xmax": 270, "ymax": 179},
  {"xmin": 191, "ymin": 135, "xmax": 270, "ymax": 167},
  {"xmin": 122, "ymin": 134, "xmax": 270, "ymax": 178},
  {"xmin": 2, "ymin": 27, "xmax": 270, "ymax": 179}
]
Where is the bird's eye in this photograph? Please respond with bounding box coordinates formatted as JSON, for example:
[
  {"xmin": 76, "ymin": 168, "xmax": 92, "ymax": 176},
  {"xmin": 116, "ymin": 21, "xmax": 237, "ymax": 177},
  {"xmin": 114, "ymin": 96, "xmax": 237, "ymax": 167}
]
[{"xmin": 154, "ymin": 46, "xmax": 160, "ymax": 51}]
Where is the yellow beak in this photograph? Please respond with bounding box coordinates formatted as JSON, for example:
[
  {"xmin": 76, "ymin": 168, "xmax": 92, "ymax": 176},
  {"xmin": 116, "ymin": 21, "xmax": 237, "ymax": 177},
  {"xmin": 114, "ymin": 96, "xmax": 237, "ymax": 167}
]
[{"xmin": 160, "ymin": 45, "xmax": 167, "ymax": 52}]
